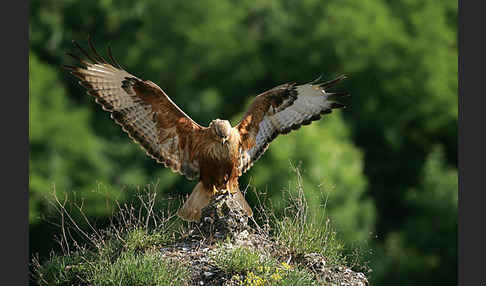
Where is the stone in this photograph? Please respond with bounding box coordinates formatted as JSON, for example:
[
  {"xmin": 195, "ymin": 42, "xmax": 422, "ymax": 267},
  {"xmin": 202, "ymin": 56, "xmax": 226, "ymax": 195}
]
[{"xmin": 196, "ymin": 193, "xmax": 252, "ymax": 239}]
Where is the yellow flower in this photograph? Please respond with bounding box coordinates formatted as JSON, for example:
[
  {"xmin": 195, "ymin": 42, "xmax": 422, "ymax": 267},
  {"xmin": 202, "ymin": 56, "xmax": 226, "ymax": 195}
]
[
  {"xmin": 245, "ymin": 271, "xmax": 265, "ymax": 286},
  {"xmin": 271, "ymin": 273, "xmax": 282, "ymax": 281},
  {"xmin": 281, "ymin": 262, "xmax": 292, "ymax": 270}
]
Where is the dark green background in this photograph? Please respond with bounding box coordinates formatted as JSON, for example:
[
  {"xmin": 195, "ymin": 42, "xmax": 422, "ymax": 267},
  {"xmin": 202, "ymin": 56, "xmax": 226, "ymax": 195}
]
[{"xmin": 29, "ymin": 0, "xmax": 457, "ymax": 285}]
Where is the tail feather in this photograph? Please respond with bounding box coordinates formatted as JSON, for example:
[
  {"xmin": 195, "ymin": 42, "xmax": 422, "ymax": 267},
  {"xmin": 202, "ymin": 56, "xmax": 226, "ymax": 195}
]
[
  {"xmin": 177, "ymin": 182, "xmax": 253, "ymax": 222},
  {"xmin": 177, "ymin": 182, "xmax": 212, "ymax": 222}
]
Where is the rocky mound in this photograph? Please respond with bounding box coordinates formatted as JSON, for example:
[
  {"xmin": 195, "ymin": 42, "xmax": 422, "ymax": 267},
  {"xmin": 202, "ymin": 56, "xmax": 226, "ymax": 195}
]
[{"xmin": 157, "ymin": 194, "xmax": 369, "ymax": 286}]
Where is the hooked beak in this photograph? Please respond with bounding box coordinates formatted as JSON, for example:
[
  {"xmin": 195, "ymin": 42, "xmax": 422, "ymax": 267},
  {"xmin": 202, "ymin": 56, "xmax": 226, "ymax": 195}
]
[{"xmin": 221, "ymin": 137, "xmax": 228, "ymax": 145}]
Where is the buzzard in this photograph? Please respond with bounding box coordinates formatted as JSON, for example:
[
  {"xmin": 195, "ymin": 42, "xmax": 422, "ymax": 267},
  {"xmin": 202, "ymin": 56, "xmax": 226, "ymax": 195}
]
[{"xmin": 64, "ymin": 38, "xmax": 349, "ymax": 222}]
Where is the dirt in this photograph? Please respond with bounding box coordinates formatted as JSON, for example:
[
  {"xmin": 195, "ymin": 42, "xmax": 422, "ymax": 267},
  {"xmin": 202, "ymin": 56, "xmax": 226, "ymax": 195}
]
[{"xmin": 157, "ymin": 194, "xmax": 369, "ymax": 286}]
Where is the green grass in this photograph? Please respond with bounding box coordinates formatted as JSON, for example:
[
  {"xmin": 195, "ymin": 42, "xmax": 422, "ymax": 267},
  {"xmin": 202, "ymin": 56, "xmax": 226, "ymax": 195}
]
[
  {"xmin": 275, "ymin": 216, "xmax": 346, "ymax": 266},
  {"xmin": 276, "ymin": 268, "xmax": 317, "ymax": 286},
  {"xmin": 90, "ymin": 252, "xmax": 188, "ymax": 286},
  {"xmin": 33, "ymin": 250, "xmax": 88, "ymax": 286},
  {"xmin": 238, "ymin": 266, "xmax": 317, "ymax": 286},
  {"xmin": 34, "ymin": 249, "xmax": 189, "ymax": 286},
  {"xmin": 123, "ymin": 227, "xmax": 173, "ymax": 252},
  {"xmin": 212, "ymin": 246, "xmax": 318, "ymax": 286},
  {"xmin": 257, "ymin": 166, "xmax": 347, "ymax": 267},
  {"xmin": 33, "ymin": 226, "xmax": 190, "ymax": 286},
  {"xmin": 212, "ymin": 246, "xmax": 276, "ymax": 274},
  {"xmin": 32, "ymin": 190, "xmax": 191, "ymax": 286},
  {"xmin": 32, "ymin": 168, "xmax": 366, "ymax": 285}
]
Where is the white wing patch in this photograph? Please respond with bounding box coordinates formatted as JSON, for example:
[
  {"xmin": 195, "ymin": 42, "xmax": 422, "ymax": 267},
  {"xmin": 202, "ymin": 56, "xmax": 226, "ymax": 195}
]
[
  {"xmin": 238, "ymin": 79, "xmax": 347, "ymax": 174},
  {"xmin": 66, "ymin": 40, "xmax": 201, "ymax": 180}
]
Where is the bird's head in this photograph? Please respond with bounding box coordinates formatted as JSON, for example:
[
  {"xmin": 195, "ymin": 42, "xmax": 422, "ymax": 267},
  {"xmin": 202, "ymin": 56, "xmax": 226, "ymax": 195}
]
[{"xmin": 209, "ymin": 119, "xmax": 232, "ymax": 145}]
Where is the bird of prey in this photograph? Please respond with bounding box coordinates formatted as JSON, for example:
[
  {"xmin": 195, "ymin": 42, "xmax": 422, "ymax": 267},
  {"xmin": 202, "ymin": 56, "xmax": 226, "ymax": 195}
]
[{"xmin": 64, "ymin": 38, "xmax": 349, "ymax": 222}]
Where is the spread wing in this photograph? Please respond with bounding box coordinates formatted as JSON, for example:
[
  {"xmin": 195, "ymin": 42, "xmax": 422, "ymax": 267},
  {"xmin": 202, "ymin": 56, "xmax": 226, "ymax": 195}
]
[
  {"xmin": 236, "ymin": 75, "xmax": 348, "ymax": 174},
  {"xmin": 64, "ymin": 38, "xmax": 206, "ymax": 180}
]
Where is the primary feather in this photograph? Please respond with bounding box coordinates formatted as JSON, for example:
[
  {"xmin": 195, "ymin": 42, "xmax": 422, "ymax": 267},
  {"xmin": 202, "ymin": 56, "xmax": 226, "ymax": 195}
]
[
  {"xmin": 236, "ymin": 76, "xmax": 348, "ymax": 174},
  {"xmin": 65, "ymin": 38, "xmax": 348, "ymax": 222}
]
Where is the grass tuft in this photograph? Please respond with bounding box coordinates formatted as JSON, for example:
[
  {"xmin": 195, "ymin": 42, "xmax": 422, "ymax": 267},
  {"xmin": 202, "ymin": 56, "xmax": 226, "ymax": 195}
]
[
  {"xmin": 89, "ymin": 252, "xmax": 188, "ymax": 286},
  {"xmin": 275, "ymin": 217, "xmax": 345, "ymax": 266},
  {"xmin": 123, "ymin": 227, "xmax": 172, "ymax": 252},
  {"xmin": 253, "ymin": 165, "xmax": 347, "ymax": 266},
  {"xmin": 32, "ymin": 167, "xmax": 369, "ymax": 285},
  {"xmin": 213, "ymin": 246, "xmax": 318, "ymax": 285},
  {"xmin": 33, "ymin": 250, "xmax": 188, "ymax": 286},
  {"xmin": 32, "ymin": 187, "xmax": 191, "ymax": 286},
  {"xmin": 212, "ymin": 246, "xmax": 276, "ymax": 274}
]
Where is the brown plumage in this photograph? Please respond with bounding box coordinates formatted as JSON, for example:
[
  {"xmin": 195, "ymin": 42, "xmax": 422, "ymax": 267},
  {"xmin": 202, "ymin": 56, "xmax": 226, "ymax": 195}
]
[{"xmin": 64, "ymin": 38, "xmax": 349, "ymax": 222}]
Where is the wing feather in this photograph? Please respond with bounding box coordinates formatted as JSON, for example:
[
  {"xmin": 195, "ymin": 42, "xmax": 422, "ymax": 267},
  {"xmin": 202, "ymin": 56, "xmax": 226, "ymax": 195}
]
[
  {"xmin": 236, "ymin": 75, "xmax": 348, "ymax": 174},
  {"xmin": 64, "ymin": 38, "xmax": 206, "ymax": 180}
]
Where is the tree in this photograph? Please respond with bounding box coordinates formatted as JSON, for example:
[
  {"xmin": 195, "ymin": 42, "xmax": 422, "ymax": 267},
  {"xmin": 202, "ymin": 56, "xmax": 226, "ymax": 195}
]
[
  {"xmin": 373, "ymin": 146, "xmax": 457, "ymax": 285},
  {"xmin": 29, "ymin": 1, "xmax": 457, "ymax": 285}
]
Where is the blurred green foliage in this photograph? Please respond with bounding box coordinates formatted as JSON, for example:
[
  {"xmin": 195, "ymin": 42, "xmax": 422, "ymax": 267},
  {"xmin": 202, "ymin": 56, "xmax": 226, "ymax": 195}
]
[{"xmin": 29, "ymin": 0, "xmax": 457, "ymax": 285}]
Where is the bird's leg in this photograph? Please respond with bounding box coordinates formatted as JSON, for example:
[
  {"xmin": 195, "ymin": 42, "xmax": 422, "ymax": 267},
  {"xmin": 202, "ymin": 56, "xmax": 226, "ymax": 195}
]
[
  {"xmin": 219, "ymin": 184, "xmax": 230, "ymax": 195},
  {"xmin": 212, "ymin": 185, "xmax": 230, "ymax": 195},
  {"xmin": 212, "ymin": 185, "xmax": 219, "ymax": 195}
]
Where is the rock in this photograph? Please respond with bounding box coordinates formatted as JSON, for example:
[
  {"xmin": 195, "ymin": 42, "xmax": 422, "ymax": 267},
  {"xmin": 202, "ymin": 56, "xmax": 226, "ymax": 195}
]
[
  {"xmin": 153, "ymin": 192, "xmax": 370, "ymax": 286},
  {"xmin": 196, "ymin": 193, "xmax": 251, "ymax": 239}
]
